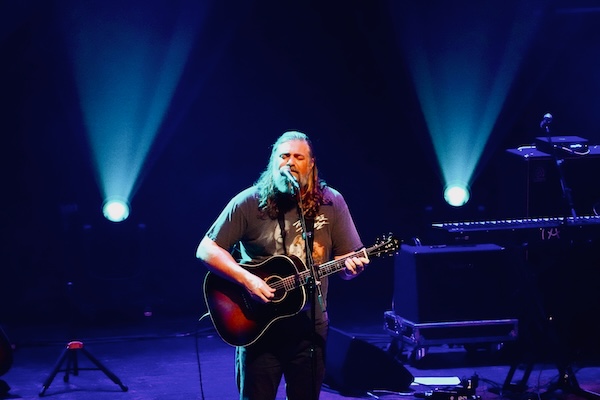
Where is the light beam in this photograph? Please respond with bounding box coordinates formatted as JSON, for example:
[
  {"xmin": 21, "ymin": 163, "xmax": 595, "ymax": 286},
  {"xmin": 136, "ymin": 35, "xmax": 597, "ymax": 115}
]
[
  {"xmin": 390, "ymin": 1, "xmax": 543, "ymax": 207},
  {"xmin": 57, "ymin": 0, "xmax": 207, "ymax": 220}
]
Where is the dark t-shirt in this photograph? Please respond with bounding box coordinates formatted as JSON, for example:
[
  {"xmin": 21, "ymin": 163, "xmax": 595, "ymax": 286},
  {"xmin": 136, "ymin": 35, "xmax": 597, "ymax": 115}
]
[{"xmin": 205, "ymin": 185, "xmax": 363, "ymax": 326}]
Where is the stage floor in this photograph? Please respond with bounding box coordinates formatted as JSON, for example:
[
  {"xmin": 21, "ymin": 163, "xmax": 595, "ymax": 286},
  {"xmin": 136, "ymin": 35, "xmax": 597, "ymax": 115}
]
[{"xmin": 2, "ymin": 315, "xmax": 600, "ymax": 400}]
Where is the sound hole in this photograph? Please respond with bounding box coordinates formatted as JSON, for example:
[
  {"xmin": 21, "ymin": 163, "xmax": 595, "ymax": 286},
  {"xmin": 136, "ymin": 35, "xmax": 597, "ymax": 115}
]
[{"xmin": 265, "ymin": 276, "xmax": 286, "ymax": 303}]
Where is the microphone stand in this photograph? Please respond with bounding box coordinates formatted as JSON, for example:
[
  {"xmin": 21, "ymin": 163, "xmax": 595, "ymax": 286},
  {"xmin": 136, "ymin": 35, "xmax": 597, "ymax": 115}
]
[
  {"xmin": 292, "ymin": 185, "xmax": 322, "ymax": 400},
  {"xmin": 503, "ymin": 116, "xmax": 600, "ymax": 399},
  {"xmin": 538, "ymin": 118, "xmax": 600, "ymax": 399},
  {"xmin": 543, "ymin": 121, "xmax": 577, "ymax": 219}
]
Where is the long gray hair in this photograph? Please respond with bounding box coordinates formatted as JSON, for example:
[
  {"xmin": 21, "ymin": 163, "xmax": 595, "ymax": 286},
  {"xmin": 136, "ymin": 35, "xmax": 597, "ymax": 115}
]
[{"xmin": 255, "ymin": 131, "xmax": 326, "ymax": 219}]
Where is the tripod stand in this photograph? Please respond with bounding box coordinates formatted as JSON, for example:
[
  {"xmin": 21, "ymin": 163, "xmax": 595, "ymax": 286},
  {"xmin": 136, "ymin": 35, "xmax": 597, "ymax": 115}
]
[
  {"xmin": 536, "ymin": 117, "xmax": 599, "ymax": 399},
  {"xmin": 40, "ymin": 208, "xmax": 128, "ymax": 396},
  {"xmin": 500, "ymin": 352, "xmax": 600, "ymax": 399},
  {"xmin": 542, "ymin": 363, "xmax": 600, "ymax": 400},
  {"xmin": 39, "ymin": 340, "xmax": 128, "ymax": 396},
  {"xmin": 500, "ymin": 354, "xmax": 600, "ymax": 400},
  {"xmin": 498, "ymin": 239, "xmax": 600, "ymax": 400}
]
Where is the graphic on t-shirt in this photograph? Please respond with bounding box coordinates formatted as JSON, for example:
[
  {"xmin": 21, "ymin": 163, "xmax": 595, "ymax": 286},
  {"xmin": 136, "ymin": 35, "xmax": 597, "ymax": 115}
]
[
  {"xmin": 289, "ymin": 234, "xmax": 307, "ymax": 262},
  {"xmin": 288, "ymin": 213, "xmax": 328, "ymax": 265},
  {"xmin": 312, "ymin": 240, "xmax": 325, "ymax": 265}
]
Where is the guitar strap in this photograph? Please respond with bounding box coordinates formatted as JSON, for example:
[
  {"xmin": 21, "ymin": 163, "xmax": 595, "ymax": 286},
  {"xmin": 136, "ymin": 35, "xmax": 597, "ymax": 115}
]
[
  {"xmin": 305, "ymin": 217, "xmax": 314, "ymax": 254},
  {"xmin": 278, "ymin": 214, "xmax": 288, "ymax": 255}
]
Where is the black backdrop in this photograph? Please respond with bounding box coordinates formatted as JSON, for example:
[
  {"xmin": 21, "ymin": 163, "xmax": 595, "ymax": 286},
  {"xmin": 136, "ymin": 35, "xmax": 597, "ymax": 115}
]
[{"xmin": 2, "ymin": 1, "xmax": 600, "ymax": 333}]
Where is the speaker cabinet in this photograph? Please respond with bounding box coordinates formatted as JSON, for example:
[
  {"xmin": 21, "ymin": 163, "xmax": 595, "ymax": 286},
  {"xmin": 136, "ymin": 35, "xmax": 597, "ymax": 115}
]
[
  {"xmin": 393, "ymin": 244, "xmax": 518, "ymax": 323},
  {"xmin": 324, "ymin": 327, "xmax": 414, "ymax": 395}
]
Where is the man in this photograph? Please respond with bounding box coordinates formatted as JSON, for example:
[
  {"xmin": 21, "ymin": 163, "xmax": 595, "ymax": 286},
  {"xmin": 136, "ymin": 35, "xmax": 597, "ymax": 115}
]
[{"xmin": 196, "ymin": 130, "xmax": 369, "ymax": 400}]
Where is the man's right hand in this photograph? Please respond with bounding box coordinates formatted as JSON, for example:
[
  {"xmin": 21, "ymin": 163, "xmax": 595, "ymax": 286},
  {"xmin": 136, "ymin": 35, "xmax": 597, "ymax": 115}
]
[{"xmin": 244, "ymin": 273, "xmax": 275, "ymax": 303}]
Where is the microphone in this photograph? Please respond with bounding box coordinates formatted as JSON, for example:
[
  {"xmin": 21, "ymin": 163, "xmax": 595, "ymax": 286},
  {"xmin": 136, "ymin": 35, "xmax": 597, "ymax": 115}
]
[
  {"xmin": 540, "ymin": 113, "xmax": 553, "ymax": 128},
  {"xmin": 280, "ymin": 166, "xmax": 300, "ymax": 190}
]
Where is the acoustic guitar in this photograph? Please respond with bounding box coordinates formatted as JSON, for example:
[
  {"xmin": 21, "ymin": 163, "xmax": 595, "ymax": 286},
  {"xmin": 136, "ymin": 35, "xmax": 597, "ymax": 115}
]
[{"xmin": 203, "ymin": 234, "xmax": 399, "ymax": 346}]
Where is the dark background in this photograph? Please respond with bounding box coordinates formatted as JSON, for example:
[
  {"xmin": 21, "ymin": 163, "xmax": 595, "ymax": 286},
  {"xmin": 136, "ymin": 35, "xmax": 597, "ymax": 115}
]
[{"xmin": 2, "ymin": 0, "xmax": 600, "ymax": 335}]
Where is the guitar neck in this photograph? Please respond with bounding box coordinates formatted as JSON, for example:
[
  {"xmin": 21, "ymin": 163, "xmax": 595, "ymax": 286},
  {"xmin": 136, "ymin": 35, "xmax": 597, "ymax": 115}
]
[
  {"xmin": 316, "ymin": 248, "xmax": 367, "ymax": 279},
  {"xmin": 273, "ymin": 237, "xmax": 396, "ymax": 293}
]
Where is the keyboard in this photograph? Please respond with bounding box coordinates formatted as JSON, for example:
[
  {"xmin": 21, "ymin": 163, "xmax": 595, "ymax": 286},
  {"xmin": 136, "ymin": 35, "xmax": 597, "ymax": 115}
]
[{"xmin": 432, "ymin": 215, "xmax": 600, "ymax": 232}]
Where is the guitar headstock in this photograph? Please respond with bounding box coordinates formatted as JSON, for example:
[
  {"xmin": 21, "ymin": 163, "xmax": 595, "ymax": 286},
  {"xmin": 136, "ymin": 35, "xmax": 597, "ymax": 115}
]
[{"xmin": 367, "ymin": 233, "xmax": 400, "ymax": 258}]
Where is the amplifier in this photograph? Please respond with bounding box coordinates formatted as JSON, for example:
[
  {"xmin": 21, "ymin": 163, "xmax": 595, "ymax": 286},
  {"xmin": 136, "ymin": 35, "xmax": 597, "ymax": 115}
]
[{"xmin": 393, "ymin": 244, "xmax": 518, "ymax": 323}]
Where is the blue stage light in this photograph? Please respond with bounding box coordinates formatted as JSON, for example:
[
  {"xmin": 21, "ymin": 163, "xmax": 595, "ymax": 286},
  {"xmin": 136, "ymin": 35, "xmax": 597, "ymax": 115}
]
[
  {"xmin": 102, "ymin": 197, "xmax": 130, "ymax": 223},
  {"xmin": 57, "ymin": 0, "xmax": 207, "ymax": 219},
  {"xmin": 389, "ymin": 1, "xmax": 543, "ymax": 207},
  {"xmin": 444, "ymin": 183, "xmax": 470, "ymax": 208}
]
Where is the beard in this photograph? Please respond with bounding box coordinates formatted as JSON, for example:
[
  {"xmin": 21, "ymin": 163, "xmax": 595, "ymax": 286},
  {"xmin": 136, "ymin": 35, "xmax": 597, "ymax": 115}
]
[{"xmin": 274, "ymin": 174, "xmax": 299, "ymax": 195}]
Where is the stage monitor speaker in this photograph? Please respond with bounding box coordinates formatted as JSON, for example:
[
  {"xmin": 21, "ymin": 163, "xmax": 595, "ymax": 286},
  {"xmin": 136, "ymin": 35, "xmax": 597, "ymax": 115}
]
[
  {"xmin": 394, "ymin": 244, "xmax": 518, "ymax": 323},
  {"xmin": 324, "ymin": 327, "xmax": 414, "ymax": 395}
]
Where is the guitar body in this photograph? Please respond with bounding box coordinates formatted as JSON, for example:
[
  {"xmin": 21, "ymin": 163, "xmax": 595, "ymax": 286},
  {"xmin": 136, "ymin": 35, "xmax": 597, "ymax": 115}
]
[
  {"xmin": 204, "ymin": 254, "xmax": 308, "ymax": 347},
  {"xmin": 203, "ymin": 234, "xmax": 399, "ymax": 347}
]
